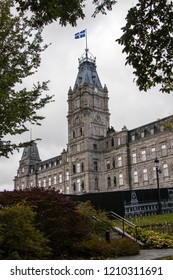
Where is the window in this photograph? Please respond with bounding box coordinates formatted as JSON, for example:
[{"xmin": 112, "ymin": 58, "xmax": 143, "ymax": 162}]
[
  {"xmin": 163, "ymin": 163, "xmax": 169, "ymax": 177},
  {"xmin": 93, "ymin": 144, "xmax": 97, "ymax": 150},
  {"xmin": 94, "ymin": 161, "xmax": 98, "ymax": 171},
  {"xmin": 66, "ymin": 171, "xmax": 69, "ymax": 181},
  {"xmin": 59, "ymin": 174, "xmax": 62, "ymax": 183},
  {"xmin": 143, "ymin": 168, "xmax": 148, "ymax": 181},
  {"xmin": 131, "ymin": 135, "xmax": 135, "ymax": 141},
  {"xmin": 112, "ymin": 158, "xmax": 115, "ymax": 168},
  {"xmin": 95, "ymin": 177, "xmax": 98, "ymax": 190},
  {"xmin": 141, "ymin": 131, "xmax": 145, "ymax": 138},
  {"xmin": 114, "ymin": 176, "xmax": 117, "ymax": 187},
  {"xmin": 151, "ymin": 147, "xmax": 156, "ymax": 159},
  {"xmin": 106, "ymin": 160, "xmax": 110, "ymax": 170},
  {"xmin": 54, "ymin": 176, "xmax": 57, "ymax": 185},
  {"xmin": 161, "ymin": 144, "xmax": 167, "ymax": 156},
  {"xmin": 80, "ymin": 127, "xmax": 83, "ymax": 136},
  {"xmin": 77, "ymin": 178, "xmax": 81, "ymax": 192},
  {"xmin": 141, "ymin": 150, "xmax": 146, "ymax": 161},
  {"xmin": 81, "ymin": 181, "xmax": 85, "ymax": 191},
  {"xmin": 66, "ymin": 186, "xmax": 70, "ymax": 194},
  {"xmin": 38, "ymin": 180, "xmax": 41, "ymax": 187},
  {"xmin": 160, "ymin": 125, "xmax": 164, "ymax": 132},
  {"xmin": 76, "ymin": 163, "xmax": 80, "ymax": 173},
  {"xmin": 132, "ymin": 153, "xmax": 137, "ymax": 164},
  {"xmin": 111, "ymin": 138, "xmax": 114, "ymax": 147},
  {"xmin": 117, "ymin": 137, "xmax": 121, "ymax": 146},
  {"xmin": 81, "ymin": 162, "xmax": 84, "ymax": 172},
  {"xmin": 118, "ymin": 156, "xmax": 122, "ymax": 167},
  {"xmin": 153, "ymin": 167, "xmax": 156, "ymax": 179},
  {"xmin": 134, "ymin": 171, "xmax": 139, "ymax": 183},
  {"xmin": 119, "ymin": 173, "xmax": 123, "ymax": 186},
  {"xmin": 77, "ymin": 144, "xmax": 80, "ymax": 152},
  {"xmin": 43, "ymin": 179, "xmax": 46, "ymax": 187},
  {"xmin": 107, "ymin": 176, "xmax": 111, "ymax": 188},
  {"xmin": 48, "ymin": 177, "xmax": 51, "ymax": 186},
  {"xmin": 150, "ymin": 128, "xmax": 154, "ymax": 135}
]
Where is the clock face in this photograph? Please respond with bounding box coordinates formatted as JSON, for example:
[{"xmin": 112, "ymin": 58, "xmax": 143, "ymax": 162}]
[{"xmin": 75, "ymin": 116, "xmax": 79, "ymax": 123}]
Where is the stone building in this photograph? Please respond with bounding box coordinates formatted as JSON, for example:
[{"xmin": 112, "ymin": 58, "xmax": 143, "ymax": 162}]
[{"xmin": 14, "ymin": 50, "xmax": 173, "ymax": 194}]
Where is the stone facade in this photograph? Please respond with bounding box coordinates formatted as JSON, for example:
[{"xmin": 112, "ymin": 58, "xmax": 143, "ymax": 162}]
[{"xmin": 14, "ymin": 50, "xmax": 173, "ymax": 194}]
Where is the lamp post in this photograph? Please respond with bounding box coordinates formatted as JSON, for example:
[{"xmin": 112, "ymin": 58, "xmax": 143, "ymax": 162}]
[{"xmin": 154, "ymin": 157, "xmax": 162, "ymax": 214}]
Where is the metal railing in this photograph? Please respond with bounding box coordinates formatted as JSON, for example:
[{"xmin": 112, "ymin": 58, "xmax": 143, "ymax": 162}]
[{"xmin": 109, "ymin": 211, "xmax": 138, "ymax": 241}]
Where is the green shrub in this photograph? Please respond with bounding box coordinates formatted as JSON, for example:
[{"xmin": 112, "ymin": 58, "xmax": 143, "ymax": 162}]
[
  {"xmin": 126, "ymin": 227, "xmax": 173, "ymax": 249},
  {"xmin": 73, "ymin": 235, "xmax": 139, "ymax": 259},
  {"xmin": 112, "ymin": 237, "xmax": 140, "ymax": 257}
]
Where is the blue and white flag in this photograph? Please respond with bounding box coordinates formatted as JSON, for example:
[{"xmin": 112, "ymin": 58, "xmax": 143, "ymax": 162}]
[{"xmin": 75, "ymin": 29, "xmax": 86, "ymax": 39}]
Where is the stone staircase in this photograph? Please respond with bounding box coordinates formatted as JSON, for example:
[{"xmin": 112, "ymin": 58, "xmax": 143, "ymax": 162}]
[{"xmin": 109, "ymin": 211, "xmax": 145, "ymax": 248}]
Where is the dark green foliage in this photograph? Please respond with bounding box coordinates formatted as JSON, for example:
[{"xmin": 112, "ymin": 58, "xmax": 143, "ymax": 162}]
[
  {"xmin": 74, "ymin": 235, "xmax": 139, "ymax": 259},
  {"xmin": 113, "ymin": 237, "xmax": 140, "ymax": 257},
  {"xmin": 0, "ymin": 0, "xmax": 53, "ymax": 157},
  {"xmin": 0, "ymin": 202, "xmax": 52, "ymax": 259},
  {"xmin": 117, "ymin": 0, "xmax": 173, "ymax": 93},
  {"xmin": 16, "ymin": 0, "xmax": 117, "ymax": 27},
  {"xmin": 0, "ymin": 188, "xmax": 89, "ymax": 258},
  {"xmin": 77, "ymin": 201, "xmax": 112, "ymax": 237}
]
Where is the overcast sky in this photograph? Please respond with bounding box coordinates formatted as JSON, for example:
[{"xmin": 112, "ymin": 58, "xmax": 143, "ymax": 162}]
[{"xmin": 1, "ymin": 0, "xmax": 173, "ymax": 191}]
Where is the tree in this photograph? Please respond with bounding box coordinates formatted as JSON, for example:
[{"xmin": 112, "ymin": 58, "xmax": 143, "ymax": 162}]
[
  {"xmin": 117, "ymin": 0, "xmax": 173, "ymax": 93},
  {"xmin": 0, "ymin": 188, "xmax": 89, "ymax": 258},
  {"xmin": 15, "ymin": 0, "xmax": 117, "ymax": 27},
  {"xmin": 0, "ymin": 202, "xmax": 52, "ymax": 259},
  {"xmin": 0, "ymin": 0, "xmax": 53, "ymax": 157}
]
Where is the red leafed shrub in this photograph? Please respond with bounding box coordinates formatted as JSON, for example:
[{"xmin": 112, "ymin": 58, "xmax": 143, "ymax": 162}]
[{"xmin": 0, "ymin": 188, "xmax": 89, "ymax": 258}]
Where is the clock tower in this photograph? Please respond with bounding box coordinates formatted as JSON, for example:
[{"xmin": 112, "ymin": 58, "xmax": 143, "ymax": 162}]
[{"xmin": 67, "ymin": 49, "xmax": 110, "ymax": 193}]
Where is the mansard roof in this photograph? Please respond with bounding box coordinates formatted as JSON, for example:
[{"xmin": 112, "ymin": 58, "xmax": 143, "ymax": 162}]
[
  {"xmin": 74, "ymin": 49, "xmax": 103, "ymax": 90},
  {"xmin": 129, "ymin": 115, "xmax": 173, "ymax": 142}
]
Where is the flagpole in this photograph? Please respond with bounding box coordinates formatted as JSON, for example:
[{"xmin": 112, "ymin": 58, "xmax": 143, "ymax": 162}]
[{"xmin": 85, "ymin": 28, "xmax": 88, "ymax": 59}]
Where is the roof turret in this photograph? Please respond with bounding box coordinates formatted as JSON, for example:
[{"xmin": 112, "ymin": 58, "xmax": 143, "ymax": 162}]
[{"xmin": 21, "ymin": 142, "xmax": 41, "ymax": 165}]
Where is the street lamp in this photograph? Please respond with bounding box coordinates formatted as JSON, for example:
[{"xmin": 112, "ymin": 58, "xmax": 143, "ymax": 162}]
[{"xmin": 154, "ymin": 157, "xmax": 162, "ymax": 214}]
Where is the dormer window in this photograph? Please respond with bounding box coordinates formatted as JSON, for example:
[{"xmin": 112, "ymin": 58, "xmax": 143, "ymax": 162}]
[
  {"xmin": 150, "ymin": 128, "xmax": 154, "ymax": 135},
  {"xmin": 141, "ymin": 131, "xmax": 145, "ymax": 138}
]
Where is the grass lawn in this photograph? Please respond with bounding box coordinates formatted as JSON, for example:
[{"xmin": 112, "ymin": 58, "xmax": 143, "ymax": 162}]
[{"xmin": 128, "ymin": 213, "xmax": 173, "ymax": 227}]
